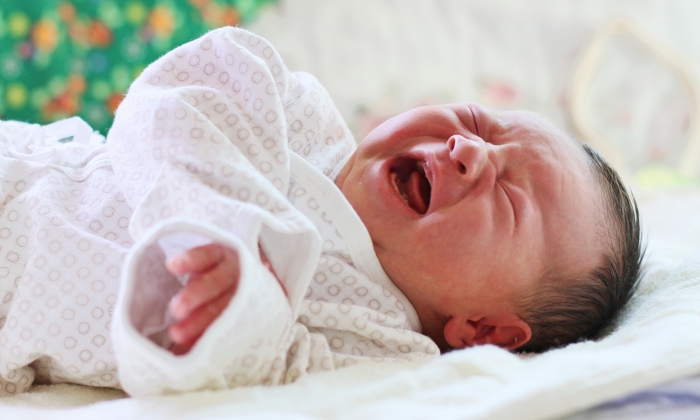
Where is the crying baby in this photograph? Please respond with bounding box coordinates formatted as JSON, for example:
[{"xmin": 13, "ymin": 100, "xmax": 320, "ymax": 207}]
[{"xmin": 0, "ymin": 27, "xmax": 643, "ymax": 396}]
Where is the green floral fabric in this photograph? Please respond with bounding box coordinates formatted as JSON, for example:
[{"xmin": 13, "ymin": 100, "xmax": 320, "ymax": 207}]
[{"xmin": 0, "ymin": 0, "xmax": 275, "ymax": 134}]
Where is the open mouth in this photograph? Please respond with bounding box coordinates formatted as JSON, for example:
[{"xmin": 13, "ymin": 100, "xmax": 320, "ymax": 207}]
[{"xmin": 390, "ymin": 157, "xmax": 432, "ymax": 214}]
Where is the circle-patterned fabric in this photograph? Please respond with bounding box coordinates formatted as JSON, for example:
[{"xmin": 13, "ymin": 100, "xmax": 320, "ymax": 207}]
[{"xmin": 0, "ymin": 27, "xmax": 438, "ymax": 397}]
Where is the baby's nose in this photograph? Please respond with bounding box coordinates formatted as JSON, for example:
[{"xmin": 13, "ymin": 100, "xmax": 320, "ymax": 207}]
[{"xmin": 447, "ymin": 135, "xmax": 488, "ymax": 184}]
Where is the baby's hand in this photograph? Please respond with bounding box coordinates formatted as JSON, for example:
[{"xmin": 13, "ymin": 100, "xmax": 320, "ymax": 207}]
[{"xmin": 166, "ymin": 243, "xmax": 240, "ymax": 355}]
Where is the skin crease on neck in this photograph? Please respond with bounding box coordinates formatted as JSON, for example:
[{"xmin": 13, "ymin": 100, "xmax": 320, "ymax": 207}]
[{"xmin": 334, "ymin": 103, "xmax": 603, "ymax": 352}]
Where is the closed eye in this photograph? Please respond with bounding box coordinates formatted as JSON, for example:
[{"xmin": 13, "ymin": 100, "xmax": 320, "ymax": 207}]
[
  {"xmin": 470, "ymin": 106, "xmax": 480, "ymax": 137},
  {"xmin": 499, "ymin": 181, "xmax": 517, "ymax": 229}
]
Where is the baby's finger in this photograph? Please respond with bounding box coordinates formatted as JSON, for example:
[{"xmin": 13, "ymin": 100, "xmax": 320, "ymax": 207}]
[
  {"xmin": 169, "ymin": 250, "xmax": 239, "ymax": 319},
  {"xmin": 169, "ymin": 339, "xmax": 199, "ymax": 356},
  {"xmin": 168, "ymin": 287, "xmax": 236, "ymax": 347},
  {"xmin": 166, "ymin": 243, "xmax": 225, "ymax": 275}
]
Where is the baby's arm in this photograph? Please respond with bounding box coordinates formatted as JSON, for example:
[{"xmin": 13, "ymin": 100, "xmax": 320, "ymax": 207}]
[
  {"xmin": 165, "ymin": 243, "xmax": 286, "ymax": 355},
  {"xmin": 108, "ymin": 28, "xmax": 322, "ymax": 394}
]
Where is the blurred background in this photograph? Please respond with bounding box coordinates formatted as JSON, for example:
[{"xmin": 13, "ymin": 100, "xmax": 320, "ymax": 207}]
[
  {"xmin": 0, "ymin": 0, "xmax": 274, "ymax": 134},
  {"xmin": 3, "ymin": 0, "xmax": 700, "ymax": 185}
]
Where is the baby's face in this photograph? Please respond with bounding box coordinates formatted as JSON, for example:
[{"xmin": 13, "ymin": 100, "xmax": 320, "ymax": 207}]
[{"xmin": 335, "ymin": 103, "xmax": 602, "ymax": 350}]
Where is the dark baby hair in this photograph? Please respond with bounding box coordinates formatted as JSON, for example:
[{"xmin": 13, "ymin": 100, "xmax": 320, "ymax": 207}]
[{"xmin": 516, "ymin": 142, "xmax": 645, "ymax": 353}]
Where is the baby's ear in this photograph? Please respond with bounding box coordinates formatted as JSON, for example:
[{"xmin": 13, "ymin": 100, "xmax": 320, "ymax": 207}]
[{"xmin": 444, "ymin": 314, "xmax": 532, "ymax": 351}]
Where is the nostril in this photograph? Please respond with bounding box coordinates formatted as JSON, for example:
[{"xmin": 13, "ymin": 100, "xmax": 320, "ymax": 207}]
[
  {"xmin": 448, "ymin": 137, "xmax": 456, "ymax": 151},
  {"xmin": 459, "ymin": 163, "xmax": 467, "ymax": 174}
]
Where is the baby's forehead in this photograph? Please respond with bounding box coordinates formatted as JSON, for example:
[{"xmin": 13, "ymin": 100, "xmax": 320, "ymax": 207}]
[
  {"xmin": 447, "ymin": 104, "xmax": 589, "ymax": 164},
  {"xmin": 541, "ymin": 151, "xmax": 604, "ymax": 271},
  {"xmin": 500, "ymin": 109, "xmax": 569, "ymax": 137},
  {"xmin": 514, "ymin": 112, "xmax": 589, "ymax": 161}
]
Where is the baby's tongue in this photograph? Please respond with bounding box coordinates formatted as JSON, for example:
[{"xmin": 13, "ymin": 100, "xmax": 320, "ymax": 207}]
[{"xmin": 406, "ymin": 171, "xmax": 428, "ymax": 214}]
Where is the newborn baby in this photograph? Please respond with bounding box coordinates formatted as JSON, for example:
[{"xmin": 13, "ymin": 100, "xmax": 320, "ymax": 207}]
[
  {"xmin": 170, "ymin": 102, "xmax": 642, "ymax": 355},
  {"xmin": 0, "ymin": 27, "xmax": 643, "ymax": 397}
]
